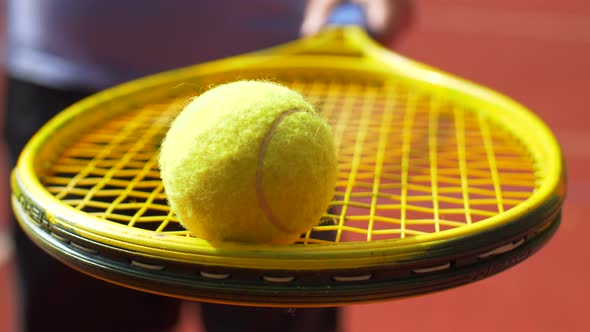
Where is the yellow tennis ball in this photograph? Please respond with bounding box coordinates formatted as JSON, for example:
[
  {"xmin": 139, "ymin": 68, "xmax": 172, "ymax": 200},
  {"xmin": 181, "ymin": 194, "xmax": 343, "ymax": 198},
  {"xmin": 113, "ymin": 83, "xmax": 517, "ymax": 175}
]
[{"xmin": 159, "ymin": 80, "xmax": 338, "ymax": 245}]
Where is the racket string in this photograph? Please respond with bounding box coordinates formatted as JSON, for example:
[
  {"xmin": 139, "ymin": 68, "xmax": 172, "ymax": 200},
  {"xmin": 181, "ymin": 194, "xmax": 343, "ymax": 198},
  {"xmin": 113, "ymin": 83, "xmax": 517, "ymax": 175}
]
[{"xmin": 40, "ymin": 77, "xmax": 537, "ymax": 244}]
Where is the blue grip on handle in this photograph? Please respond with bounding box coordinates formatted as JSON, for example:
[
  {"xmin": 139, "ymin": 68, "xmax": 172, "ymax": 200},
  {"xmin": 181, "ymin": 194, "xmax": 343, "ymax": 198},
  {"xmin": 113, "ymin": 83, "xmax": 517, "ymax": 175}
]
[{"xmin": 326, "ymin": 3, "xmax": 368, "ymax": 29}]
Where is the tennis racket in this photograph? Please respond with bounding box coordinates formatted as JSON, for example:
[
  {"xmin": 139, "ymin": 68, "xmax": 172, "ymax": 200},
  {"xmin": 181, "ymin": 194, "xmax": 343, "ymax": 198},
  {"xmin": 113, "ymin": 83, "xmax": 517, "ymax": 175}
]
[{"xmin": 11, "ymin": 22, "xmax": 565, "ymax": 307}]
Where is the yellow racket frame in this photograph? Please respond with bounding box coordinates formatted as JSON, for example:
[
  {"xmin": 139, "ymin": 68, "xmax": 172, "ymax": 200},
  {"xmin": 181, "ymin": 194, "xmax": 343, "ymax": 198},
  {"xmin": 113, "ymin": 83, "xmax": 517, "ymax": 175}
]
[{"xmin": 13, "ymin": 27, "xmax": 564, "ymax": 275}]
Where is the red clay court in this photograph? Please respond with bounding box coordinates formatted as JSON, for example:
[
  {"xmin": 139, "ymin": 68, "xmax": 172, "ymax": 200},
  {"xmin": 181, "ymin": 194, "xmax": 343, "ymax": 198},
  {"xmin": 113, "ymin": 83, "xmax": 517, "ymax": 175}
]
[{"xmin": 1, "ymin": 1, "xmax": 589, "ymax": 331}]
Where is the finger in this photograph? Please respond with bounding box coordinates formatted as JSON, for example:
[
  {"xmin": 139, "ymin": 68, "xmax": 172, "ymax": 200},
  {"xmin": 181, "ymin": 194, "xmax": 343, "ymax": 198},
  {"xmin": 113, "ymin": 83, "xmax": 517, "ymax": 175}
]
[
  {"xmin": 300, "ymin": 0, "xmax": 344, "ymax": 37},
  {"xmin": 352, "ymin": 0, "xmax": 414, "ymax": 44}
]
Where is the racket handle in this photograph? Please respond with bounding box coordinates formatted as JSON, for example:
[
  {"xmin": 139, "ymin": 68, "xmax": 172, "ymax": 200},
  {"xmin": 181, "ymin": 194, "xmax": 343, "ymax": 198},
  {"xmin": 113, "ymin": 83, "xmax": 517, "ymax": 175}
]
[{"xmin": 327, "ymin": 3, "xmax": 369, "ymax": 29}]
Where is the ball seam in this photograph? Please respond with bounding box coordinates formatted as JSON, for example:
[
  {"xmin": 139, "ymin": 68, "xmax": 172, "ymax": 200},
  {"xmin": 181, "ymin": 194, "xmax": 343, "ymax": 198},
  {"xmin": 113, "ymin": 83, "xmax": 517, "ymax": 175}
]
[{"xmin": 256, "ymin": 108, "xmax": 305, "ymax": 235}]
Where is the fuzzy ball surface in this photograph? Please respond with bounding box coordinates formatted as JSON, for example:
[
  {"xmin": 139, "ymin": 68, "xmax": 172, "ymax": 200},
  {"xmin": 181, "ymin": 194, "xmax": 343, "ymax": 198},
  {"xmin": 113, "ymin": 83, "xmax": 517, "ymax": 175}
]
[{"xmin": 159, "ymin": 80, "xmax": 338, "ymax": 245}]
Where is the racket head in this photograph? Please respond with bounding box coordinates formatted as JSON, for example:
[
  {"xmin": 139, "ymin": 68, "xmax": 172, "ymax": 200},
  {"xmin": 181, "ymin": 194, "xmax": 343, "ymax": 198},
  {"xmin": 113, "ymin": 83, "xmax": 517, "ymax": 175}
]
[{"xmin": 11, "ymin": 27, "xmax": 565, "ymax": 306}]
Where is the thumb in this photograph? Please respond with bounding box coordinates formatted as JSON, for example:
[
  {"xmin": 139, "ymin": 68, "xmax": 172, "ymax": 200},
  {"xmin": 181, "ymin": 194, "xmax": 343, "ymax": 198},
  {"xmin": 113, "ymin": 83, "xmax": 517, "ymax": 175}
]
[{"xmin": 300, "ymin": 0, "xmax": 344, "ymax": 37}]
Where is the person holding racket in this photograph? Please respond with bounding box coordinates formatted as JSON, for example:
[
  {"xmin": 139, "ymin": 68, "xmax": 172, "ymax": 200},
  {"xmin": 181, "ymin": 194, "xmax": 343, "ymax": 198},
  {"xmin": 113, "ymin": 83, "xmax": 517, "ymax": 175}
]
[{"xmin": 2, "ymin": 1, "xmax": 413, "ymax": 331}]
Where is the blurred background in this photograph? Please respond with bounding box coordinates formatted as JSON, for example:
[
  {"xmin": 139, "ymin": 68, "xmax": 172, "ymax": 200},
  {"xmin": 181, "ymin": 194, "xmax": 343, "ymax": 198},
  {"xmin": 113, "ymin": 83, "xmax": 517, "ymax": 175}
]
[{"xmin": 1, "ymin": 0, "xmax": 588, "ymax": 331}]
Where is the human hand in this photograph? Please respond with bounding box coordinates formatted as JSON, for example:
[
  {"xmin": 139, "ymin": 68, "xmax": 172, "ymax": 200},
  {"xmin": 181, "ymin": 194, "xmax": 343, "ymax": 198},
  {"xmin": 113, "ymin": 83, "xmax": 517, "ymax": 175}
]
[{"xmin": 300, "ymin": 0, "xmax": 414, "ymax": 45}]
